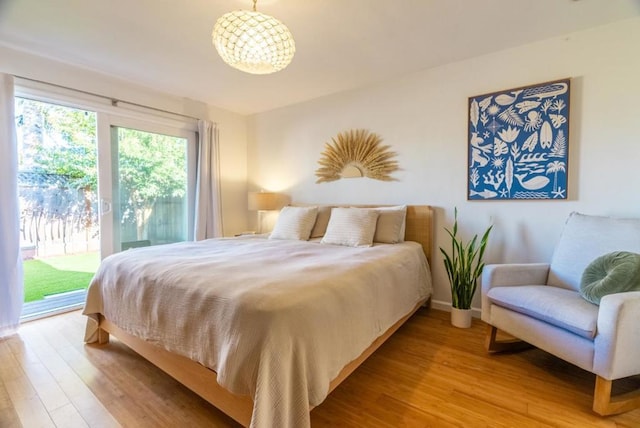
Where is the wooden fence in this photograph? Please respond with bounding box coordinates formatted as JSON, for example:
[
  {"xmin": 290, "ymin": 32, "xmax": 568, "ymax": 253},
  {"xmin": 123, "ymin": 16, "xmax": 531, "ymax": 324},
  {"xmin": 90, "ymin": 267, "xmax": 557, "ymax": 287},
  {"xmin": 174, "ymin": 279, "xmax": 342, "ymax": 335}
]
[
  {"xmin": 19, "ymin": 181, "xmax": 98, "ymax": 259},
  {"xmin": 19, "ymin": 171, "xmax": 186, "ymax": 258}
]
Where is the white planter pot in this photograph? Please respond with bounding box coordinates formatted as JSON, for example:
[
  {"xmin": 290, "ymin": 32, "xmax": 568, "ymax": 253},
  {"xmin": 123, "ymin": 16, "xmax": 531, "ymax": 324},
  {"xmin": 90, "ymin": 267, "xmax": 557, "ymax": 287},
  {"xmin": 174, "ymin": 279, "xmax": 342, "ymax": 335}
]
[{"xmin": 451, "ymin": 307, "xmax": 472, "ymax": 328}]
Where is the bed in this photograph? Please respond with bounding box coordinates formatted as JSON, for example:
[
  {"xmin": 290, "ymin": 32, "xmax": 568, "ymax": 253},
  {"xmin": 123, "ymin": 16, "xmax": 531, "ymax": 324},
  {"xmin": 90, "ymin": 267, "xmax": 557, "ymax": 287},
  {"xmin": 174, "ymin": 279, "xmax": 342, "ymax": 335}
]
[{"xmin": 83, "ymin": 205, "xmax": 433, "ymax": 427}]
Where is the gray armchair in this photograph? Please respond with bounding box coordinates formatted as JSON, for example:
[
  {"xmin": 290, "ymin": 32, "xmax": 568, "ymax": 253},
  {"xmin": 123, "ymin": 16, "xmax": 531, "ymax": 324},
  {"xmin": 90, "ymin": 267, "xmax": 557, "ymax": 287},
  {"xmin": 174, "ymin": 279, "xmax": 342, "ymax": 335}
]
[{"xmin": 481, "ymin": 212, "xmax": 640, "ymax": 415}]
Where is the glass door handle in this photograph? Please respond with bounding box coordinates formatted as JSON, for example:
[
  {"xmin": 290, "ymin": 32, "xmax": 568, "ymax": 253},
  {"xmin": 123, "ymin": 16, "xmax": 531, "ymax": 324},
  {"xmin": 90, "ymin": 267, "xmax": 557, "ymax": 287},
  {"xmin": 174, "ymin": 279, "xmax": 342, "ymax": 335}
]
[{"xmin": 100, "ymin": 199, "xmax": 112, "ymax": 216}]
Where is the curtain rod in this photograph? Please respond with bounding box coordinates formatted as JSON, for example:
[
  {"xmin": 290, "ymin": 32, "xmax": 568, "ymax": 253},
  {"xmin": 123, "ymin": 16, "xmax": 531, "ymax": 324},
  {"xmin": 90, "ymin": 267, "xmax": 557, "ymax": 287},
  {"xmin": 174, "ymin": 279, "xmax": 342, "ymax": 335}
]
[{"xmin": 13, "ymin": 74, "xmax": 202, "ymax": 122}]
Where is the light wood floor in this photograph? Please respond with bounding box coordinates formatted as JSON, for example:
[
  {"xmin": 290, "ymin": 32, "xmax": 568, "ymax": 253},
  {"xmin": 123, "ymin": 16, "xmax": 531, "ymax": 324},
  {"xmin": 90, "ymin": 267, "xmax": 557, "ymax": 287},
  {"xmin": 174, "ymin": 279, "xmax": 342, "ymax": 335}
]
[{"xmin": 2, "ymin": 309, "xmax": 639, "ymax": 428}]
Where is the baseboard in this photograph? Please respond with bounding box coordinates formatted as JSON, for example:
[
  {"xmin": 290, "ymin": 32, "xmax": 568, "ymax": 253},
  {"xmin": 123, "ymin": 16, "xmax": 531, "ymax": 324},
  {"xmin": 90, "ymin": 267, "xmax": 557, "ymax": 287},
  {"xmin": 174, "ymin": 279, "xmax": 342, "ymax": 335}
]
[{"xmin": 430, "ymin": 299, "xmax": 482, "ymax": 319}]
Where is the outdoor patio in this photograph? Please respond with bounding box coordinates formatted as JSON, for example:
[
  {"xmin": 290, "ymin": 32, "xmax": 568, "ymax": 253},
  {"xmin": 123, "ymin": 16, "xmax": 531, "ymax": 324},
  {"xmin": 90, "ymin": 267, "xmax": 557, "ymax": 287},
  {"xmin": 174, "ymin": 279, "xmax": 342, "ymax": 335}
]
[{"xmin": 21, "ymin": 288, "xmax": 87, "ymax": 322}]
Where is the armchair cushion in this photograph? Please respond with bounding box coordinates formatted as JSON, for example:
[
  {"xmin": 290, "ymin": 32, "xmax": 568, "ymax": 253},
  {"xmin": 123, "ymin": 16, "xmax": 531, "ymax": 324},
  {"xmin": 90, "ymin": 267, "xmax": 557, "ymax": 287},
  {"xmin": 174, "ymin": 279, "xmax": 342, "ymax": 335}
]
[
  {"xmin": 487, "ymin": 285, "xmax": 599, "ymax": 339},
  {"xmin": 580, "ymin": 251, "xmax": 640, "ymax": 305},
  {"xmin": 548, "ymin": 212, "xmax": 640, "ymax": 292},
  {"xmin": 481, "ymin": 263, "xmax": 550, "ymax": 323}
]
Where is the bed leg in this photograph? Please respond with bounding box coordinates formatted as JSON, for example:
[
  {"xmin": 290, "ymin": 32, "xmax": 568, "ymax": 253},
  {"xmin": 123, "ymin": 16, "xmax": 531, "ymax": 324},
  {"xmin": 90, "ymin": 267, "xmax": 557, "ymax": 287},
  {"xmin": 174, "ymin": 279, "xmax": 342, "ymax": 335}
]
[
  {"xmin": 97, "ymin": 327, "xmax": 110, "ymax": 345},
  {"xmin": 485, "ymin": 324, "xmax": 531, "ymax": 353}
]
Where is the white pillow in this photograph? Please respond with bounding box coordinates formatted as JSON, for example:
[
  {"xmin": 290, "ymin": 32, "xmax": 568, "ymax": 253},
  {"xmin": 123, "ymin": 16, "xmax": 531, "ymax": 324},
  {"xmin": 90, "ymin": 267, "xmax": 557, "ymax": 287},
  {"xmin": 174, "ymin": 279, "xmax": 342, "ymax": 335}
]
[
  {"xmin": 269, "ymin": 206, "xmax": 318, "ymax": 241},
  {"xmin": 321, "ymin": 208, "xmax": 379, "ymax": 247},
  {"xmin": 373, "ymin": 205, "xmax": 407, "ymax": 243}
]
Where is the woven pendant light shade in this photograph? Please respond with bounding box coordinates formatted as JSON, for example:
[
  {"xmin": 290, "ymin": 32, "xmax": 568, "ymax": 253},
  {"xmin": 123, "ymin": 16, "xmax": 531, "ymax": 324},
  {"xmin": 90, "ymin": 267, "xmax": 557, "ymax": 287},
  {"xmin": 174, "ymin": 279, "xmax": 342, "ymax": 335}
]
[{"xmin": 212, "ymin": 4, "xmax": 295, "ymax": 75}]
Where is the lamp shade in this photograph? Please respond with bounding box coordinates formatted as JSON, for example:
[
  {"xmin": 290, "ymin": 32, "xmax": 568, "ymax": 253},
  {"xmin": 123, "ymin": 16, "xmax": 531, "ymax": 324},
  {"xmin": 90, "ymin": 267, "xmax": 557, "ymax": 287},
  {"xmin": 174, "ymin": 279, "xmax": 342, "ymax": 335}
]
[
  {"xmin": 212, "ymin": 7, "xmax": 295, "ymax": 75},
  {"xmin": 248, "ymin": 192, "xmax": 280, "ymax": 211}
]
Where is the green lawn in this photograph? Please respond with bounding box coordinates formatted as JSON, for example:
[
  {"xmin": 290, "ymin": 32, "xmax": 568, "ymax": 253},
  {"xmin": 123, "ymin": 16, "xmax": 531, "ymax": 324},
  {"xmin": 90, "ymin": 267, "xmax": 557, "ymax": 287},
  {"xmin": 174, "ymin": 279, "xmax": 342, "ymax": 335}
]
[{"xmin": 23, "ymin": 252, "xmax": 101, "ymax": 302}]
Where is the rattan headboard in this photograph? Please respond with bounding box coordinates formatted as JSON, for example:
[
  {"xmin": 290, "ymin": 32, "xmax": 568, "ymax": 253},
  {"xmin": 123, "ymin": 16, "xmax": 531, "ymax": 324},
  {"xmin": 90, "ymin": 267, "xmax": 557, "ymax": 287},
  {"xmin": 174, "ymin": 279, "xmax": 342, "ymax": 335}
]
[
  {"xmin": 355, "ymin": 205, "xmax": 432, "ymax": 263},
  {"xmin": 404, "ymin": 205, "xmax": 432, "ymax": 263}
]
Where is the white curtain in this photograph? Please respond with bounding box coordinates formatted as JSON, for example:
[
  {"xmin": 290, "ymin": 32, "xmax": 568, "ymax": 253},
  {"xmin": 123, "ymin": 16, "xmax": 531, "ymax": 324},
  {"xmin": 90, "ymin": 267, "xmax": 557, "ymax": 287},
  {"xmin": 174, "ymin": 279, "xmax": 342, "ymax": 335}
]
[
  {"xmin": 194, "ymin": 119, "xmax": 223, "ymax": 240},
  {"xmin": 0, "ymin": 73, "xmax": 24, "ymax": 337}
]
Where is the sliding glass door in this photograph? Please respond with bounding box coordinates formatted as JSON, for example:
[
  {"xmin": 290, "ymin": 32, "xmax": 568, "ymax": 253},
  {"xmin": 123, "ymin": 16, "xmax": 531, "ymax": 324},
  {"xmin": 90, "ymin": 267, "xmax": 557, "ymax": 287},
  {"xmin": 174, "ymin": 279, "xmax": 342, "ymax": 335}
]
[
  {"xmin": 110, "ymin": 126, "xmax": 195, "ymax": 252},
  {"xmin": 15, "ymin": 97, "xmax": 101, "ymax": 317},
  {"xmin": 97, "ymin": 117, "xmax": 196, "ymax": 259},
  {"xmin": 15, "ymin": 96, "xmax": 197, "ymax": 318}
]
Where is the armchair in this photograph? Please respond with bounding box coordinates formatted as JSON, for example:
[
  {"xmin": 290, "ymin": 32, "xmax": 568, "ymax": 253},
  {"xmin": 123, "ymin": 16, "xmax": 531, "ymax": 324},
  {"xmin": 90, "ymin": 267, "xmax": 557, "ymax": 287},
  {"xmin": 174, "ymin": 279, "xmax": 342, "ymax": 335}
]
[{"xmin": 481, "ymin": 212, "xmax": 640, "ymax": 415}]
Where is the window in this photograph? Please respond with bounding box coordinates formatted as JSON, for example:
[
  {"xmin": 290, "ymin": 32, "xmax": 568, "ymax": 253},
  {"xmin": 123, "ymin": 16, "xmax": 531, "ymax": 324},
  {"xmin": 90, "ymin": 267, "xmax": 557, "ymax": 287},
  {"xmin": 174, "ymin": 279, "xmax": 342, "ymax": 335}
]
[{"xmin": 14, "ymin": 89, "xmax": 197, "ymax": 319}]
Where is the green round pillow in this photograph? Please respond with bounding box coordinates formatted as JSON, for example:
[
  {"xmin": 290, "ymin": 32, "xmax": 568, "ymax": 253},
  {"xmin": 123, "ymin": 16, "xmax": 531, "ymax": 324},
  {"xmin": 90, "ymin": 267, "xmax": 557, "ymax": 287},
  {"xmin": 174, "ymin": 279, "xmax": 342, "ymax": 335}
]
[{"xmin": 580, "ymin": 251, "xmax": 640, "ymax": 305}]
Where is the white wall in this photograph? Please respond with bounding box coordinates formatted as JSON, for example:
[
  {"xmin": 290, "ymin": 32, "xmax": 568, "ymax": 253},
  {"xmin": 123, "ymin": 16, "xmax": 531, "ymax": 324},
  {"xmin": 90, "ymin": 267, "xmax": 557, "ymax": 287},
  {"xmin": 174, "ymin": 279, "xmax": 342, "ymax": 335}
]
[
  {"xmin": 0, "ymin": 45, "xmax": 249, "ymax": 237},
  {"xmin": 248, "ymin": 18, "xmax": 640, "ymax": 312}
]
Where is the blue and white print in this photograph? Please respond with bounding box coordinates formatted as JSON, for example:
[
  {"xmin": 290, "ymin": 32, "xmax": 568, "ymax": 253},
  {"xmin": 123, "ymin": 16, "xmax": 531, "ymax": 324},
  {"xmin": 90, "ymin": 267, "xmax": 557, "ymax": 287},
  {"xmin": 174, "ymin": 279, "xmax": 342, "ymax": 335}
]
[{"xmin": 468, "ymin": 79, "xmax": 570, "ymax": 200}]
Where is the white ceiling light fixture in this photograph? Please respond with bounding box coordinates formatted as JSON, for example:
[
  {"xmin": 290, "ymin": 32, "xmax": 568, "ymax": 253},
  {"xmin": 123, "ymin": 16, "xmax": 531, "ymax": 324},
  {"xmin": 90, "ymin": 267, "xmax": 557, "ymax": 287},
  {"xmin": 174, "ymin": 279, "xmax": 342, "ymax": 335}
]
[{"xmin": 212, "ymin": 0, "xmax": 296, "ymax": 75}]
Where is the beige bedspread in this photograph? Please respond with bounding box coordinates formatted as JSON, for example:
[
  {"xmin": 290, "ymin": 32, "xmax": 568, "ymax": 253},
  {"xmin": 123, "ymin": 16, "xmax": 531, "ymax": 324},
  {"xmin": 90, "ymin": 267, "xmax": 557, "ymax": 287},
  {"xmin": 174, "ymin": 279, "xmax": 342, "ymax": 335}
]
[{"xmin": 83, "ymin": 236, "xmax": 432, "ymax": 428}]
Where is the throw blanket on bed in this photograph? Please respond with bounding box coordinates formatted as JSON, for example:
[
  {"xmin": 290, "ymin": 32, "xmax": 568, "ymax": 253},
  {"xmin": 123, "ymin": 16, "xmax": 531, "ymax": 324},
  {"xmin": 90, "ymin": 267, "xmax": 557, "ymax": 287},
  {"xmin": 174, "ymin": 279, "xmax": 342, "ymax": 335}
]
[{"xmin": 83, "ymin": 237, "xmax": 432, "ymax": 428}]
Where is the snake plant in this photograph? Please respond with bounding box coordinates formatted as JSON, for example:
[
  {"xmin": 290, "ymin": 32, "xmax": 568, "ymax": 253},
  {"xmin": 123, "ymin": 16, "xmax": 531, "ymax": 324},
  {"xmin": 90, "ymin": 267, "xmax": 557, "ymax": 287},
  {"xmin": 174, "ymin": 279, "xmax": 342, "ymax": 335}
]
[{"xmin": 440, "ymin": 208, "xmax": 492, "ymax": 310}]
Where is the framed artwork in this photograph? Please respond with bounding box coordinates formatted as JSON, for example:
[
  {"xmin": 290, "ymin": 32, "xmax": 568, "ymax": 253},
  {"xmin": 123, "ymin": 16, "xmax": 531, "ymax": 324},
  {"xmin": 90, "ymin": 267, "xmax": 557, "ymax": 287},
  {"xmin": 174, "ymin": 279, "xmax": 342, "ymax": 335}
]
[{"xmin": 467, "ymin": 78, "xmax": 570, "ymax": 200}]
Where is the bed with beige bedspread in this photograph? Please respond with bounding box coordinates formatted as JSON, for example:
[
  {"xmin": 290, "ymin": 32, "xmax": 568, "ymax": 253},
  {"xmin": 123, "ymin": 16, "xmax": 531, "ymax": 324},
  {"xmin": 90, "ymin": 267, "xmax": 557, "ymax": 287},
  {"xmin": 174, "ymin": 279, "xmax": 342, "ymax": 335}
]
[{"xmin": 84, "ymin": 208, "xmax": 432, "ymax": 428}]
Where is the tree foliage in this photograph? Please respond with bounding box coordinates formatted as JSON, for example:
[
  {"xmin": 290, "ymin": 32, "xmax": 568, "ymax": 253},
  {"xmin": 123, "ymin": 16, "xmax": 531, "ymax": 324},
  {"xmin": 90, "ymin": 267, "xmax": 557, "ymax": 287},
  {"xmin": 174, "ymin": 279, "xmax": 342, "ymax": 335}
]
[
  {"xmin": 116, "ymin": 128, "xmax": 186, "ymax": 239},
  {"xmin": 16, "ymin": 98, "xmax": 97, "ymax": 190},
  {"xmin": 16, "ymin": 98, "xmax": 187, "ymax": 241}
]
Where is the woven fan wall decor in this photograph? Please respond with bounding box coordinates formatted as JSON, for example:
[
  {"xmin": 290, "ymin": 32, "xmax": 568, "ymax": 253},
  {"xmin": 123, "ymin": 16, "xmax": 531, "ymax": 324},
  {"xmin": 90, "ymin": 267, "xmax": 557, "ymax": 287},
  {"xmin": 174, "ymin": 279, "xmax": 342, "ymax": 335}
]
[{"xmin": 315, "ymin": 129, "xmax": 399, "ymax": 183}]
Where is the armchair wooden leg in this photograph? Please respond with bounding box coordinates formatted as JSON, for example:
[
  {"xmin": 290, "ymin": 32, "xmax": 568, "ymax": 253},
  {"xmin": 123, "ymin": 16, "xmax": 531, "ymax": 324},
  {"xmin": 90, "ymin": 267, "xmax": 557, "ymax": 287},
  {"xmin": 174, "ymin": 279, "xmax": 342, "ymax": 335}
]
[
  {"xmin": 593, "ymin": 376, "xmax": 640, "ymax": 415},
  {"xmin": 485, "ymin": 324, "xmax": 532, "ymax": 353}
]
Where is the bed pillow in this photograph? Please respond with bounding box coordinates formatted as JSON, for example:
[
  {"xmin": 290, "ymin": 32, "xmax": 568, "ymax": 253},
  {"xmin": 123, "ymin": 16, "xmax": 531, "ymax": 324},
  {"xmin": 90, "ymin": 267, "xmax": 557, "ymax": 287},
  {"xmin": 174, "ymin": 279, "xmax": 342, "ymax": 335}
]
[
  {"xmin": 373, "ymin": 205, "xmax": 407, "ymax": 244},
  {"xmin": 310, "ymin": 205, "xmax": 334, "ymax": 238},
  {"xmin": 321, "ymin": 208, "xmax": 379, "ymax": 247},
  {"xmin": 580, "ymin": 251, "xmax": 640, "ymax": 305},
  {"xmin": 269, "ymin": 206, "xmax": 318, "ymax": 241}
]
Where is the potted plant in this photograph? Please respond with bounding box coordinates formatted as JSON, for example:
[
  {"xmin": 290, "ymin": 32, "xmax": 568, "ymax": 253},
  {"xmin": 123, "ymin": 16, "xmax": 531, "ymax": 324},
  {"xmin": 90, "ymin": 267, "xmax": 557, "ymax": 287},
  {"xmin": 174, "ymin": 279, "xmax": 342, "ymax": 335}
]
[{"xmin": 440, "ymin": 208, "xmax": 492, "ymax": 328}]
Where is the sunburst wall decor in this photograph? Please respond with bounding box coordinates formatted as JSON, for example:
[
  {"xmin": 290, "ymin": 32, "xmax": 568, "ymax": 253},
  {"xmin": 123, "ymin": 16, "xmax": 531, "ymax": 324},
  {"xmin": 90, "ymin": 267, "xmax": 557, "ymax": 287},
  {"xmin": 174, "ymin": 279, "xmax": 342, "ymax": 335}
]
[{"xmin": 315, "ymin": 129, "xmax": 399, "ymax": 183}]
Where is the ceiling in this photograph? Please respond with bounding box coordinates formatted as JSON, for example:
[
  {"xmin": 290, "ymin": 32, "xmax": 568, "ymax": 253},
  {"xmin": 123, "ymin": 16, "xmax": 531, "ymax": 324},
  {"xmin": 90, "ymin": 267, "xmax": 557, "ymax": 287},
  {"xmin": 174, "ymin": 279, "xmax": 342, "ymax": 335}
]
[{"xmin": 0, "ymin": 0, "xmax": 639, "ymax": 115}]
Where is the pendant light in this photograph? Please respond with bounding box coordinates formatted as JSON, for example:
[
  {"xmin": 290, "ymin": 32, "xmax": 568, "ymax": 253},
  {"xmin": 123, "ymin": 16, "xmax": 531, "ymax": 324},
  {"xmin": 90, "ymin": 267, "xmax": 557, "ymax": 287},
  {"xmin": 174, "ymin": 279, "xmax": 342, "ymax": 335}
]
[{"xmin": 212, "ymin": 0, "xmax": 296, "ymax": 74}]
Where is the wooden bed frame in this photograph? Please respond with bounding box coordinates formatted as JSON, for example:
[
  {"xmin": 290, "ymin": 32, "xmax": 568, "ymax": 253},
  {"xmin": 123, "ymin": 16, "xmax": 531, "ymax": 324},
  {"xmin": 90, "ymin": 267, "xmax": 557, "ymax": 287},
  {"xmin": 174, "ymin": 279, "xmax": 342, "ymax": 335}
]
[{"xmin": 91, "ymin": 205, "xmax": 433, "ymax": 426}]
